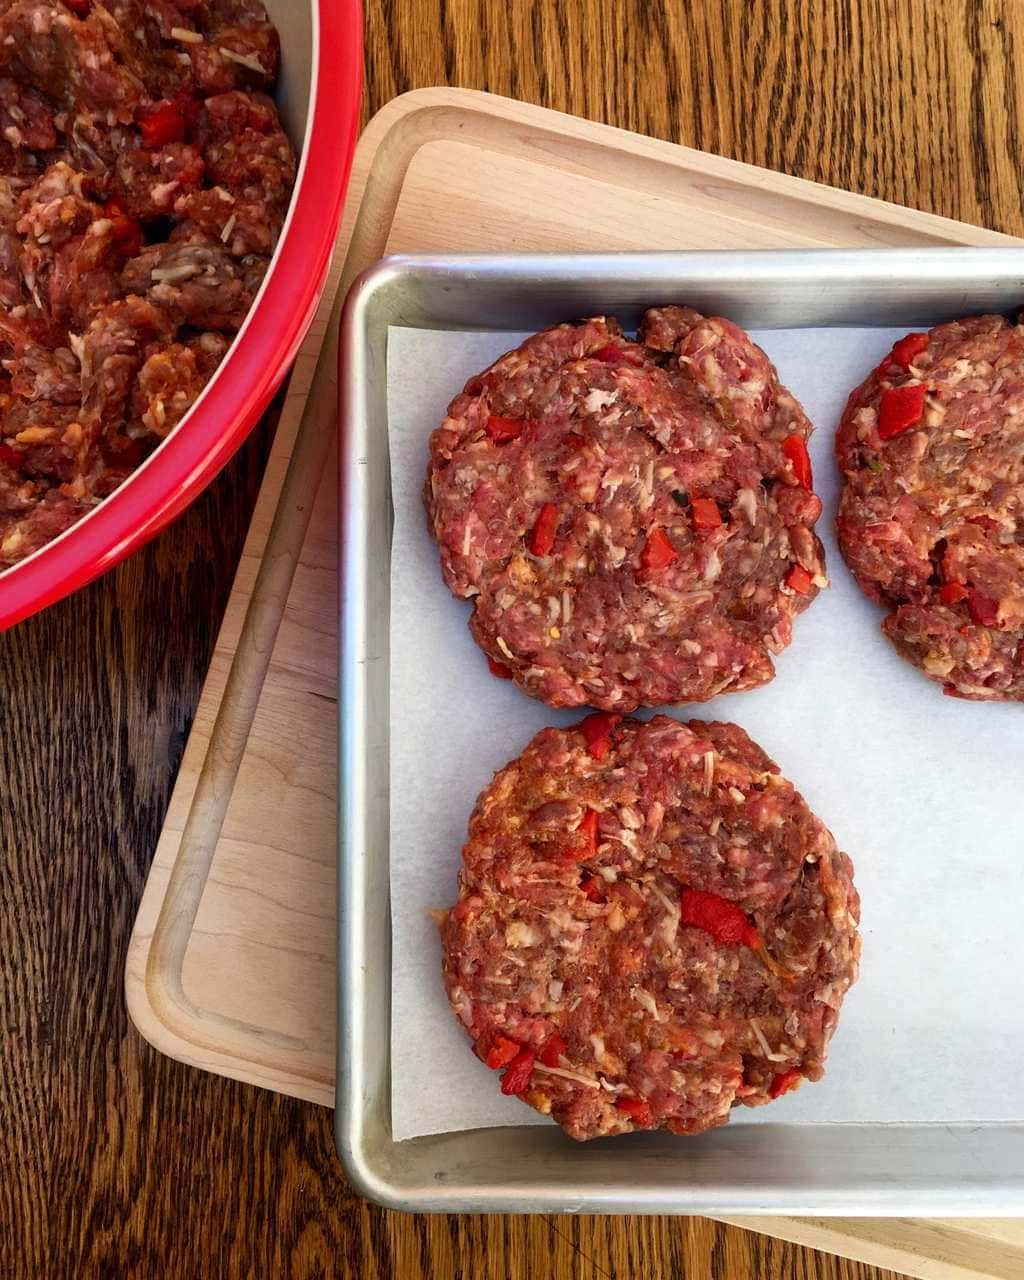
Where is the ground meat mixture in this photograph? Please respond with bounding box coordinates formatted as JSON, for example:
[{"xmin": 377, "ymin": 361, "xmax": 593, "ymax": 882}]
[
  {"xmin": 837, "ymin": 316, "xmax": 1024, "ymax": 699},
  {"xmin": 440, "ymin": 715, "xmax": 859, "ymax": 1141},
  {"xmin": 425, "ymin": 309, "xmax": 826, "ymax": 711},
  {"xmin": 0, "ymin": 0, "xmax": 296, "ymax": 568}
]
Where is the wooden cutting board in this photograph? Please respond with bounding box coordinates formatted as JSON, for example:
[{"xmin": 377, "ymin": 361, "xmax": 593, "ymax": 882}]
[{"xmin": 126, "ymin": 88, "xmax": 1024, "ymax": 1278}]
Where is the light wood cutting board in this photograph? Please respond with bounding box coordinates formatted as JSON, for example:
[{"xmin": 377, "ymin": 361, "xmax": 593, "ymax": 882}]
[{"xmin": 126, "ymin": 89, "xmax": 1024, "ymax": 1277}]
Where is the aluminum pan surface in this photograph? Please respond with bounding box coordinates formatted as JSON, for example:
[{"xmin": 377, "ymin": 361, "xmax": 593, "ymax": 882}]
[{"xmin": 337, "ymin": 250, "xmax": 1024, "ymax": 1214}]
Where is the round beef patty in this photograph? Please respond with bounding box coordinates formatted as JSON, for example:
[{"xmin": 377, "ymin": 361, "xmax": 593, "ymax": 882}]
[
  {"xmin": 440, "ymin": 715, "xmax": 860, "ymax": 1141},
  {"xmin": 837, "ymin": 315, "xmax": 1024, "ymax": 699},
  {"xmin": 424, "ymin": 308, "xmax": 826, "ymax": 711}
]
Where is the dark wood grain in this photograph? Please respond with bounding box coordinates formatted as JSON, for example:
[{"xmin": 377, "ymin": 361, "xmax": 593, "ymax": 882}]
[{"xmin": 3, "ymin": 2, "xmax": 1022, "ymax": 1276}]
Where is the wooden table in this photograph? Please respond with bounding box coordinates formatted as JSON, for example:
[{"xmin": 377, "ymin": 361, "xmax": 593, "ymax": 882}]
[{"xmin": 3, "ymin": 3, "xmax": 1021, "ymax": 1276}]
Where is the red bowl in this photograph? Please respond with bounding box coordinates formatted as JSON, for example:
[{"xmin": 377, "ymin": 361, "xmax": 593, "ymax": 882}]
[{"xmin": 0, "ymin": 0, "xmax": 363, "ymax": 630}]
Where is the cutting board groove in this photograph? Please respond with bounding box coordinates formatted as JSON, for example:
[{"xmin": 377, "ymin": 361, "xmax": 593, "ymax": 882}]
[{"xmin": 127, "ymin": 88, "xmax": 1024, "ymax": 1278}]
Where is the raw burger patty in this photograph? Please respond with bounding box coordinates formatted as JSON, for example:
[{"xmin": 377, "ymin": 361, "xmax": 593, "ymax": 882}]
[
  {"xmin": 837, "ymin": 315, "xmax": 1024, "ymax": 700},
  {"xmin": 440, "ymin": 714, "xmax": 860, "ymax": 1141},
  {"xmin": 424, "ymin": 309, "xmax": 826, "ymax": 711}
]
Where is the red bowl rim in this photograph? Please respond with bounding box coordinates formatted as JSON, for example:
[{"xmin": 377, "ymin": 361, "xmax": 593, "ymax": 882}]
[{"xmin": 0, "ymin": 0, "xmax": 363, "ymax": 630}]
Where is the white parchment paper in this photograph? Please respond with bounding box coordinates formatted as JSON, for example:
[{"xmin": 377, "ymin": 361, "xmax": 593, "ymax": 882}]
[{"xmin": 387, "ymin": 324, "xmax": 1023, "ymax": 1143}]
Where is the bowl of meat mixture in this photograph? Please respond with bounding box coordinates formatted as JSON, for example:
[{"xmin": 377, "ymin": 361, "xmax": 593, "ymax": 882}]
[{"xmin": 0, "ymin": 0, "xmax": 362, "ymax": 627}]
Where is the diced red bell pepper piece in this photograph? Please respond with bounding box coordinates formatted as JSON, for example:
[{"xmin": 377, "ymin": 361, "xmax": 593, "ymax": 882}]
[
  {"xmin": 572, "ymin": 808, "xmax": 600, "ymax": 860},
  {"xmin": 938, "ymin": 581, "xmax": 968, "ymax": 606},
  {"xmin": 616, "ymin": 1096, "xmax": 653, "ymax": 1126},
  {"xmin": 785, "ymin": 564, "xmax": 814, "ymax": 595},
  {"xmin": 769, "ymin": 1069, "xmax": 802, "ymax": 1099},
  {"xmin": 0, "ymin": 443, "xmax": 22, "ymax": 468},
  {"xmin": 639, "ymin": 526, "xmax": 677, "ymax": 573},
  {"xmin": 577, "ymin": 710, "xmax": 621, "ymax": 761},
  {"xmin": 593, "ymin": 343, "xmax": 644, "ymax": 366},
  {"xmin": 781, "ymin": 433, "xmax": 813, "ymax": 489},
  {"xmin": 967, "ymin": 589, "xmax": 999, "ymax": 627},
  {"xmin": 485, "ymin": 415, "xmax": 524, "ymax": 443},
  {"xmin": 528, "ymin": 502, "xmax": 558, "ymax": 556},
  {"xmin": 103, "ymin": 199, "xmax": 143, "ymax": 256},
  {"xmin": 65, "ymin": 0, "xmax": 90, "ymax": 15},
  {"xmin": 681, "ymin": 888, "xmax": 759, "ymax": 949},
  {"xmin": 890, "ymin": 332, "xmax": 929, "ymax": 368},
  {"xmin": 485, "ymin": 1035, "xmax": 520, "ymax": 1069},
  {"xmin": 680, "ymin": 887, "xmax": 795, "ymax": 980},
  {"xmin": 877, "ymin": 383, "xmax": 927, "ymax": 440},
  {"xmin": 500, "ymin": 1048, "xmax": 536, "ymax": 1095},
  {"xmin": 138, "ymin": 100, "xmax": 187, "ymax": 148},
  {"xmin": 539, "ymin": 1033, "xmax": 567, "ymax": 1067},
  {"xmin": 579, "ymin": 873, "xmax": 606, "ymax": 903},
  {"xmin": 690, "ymin": 496, "xmax": 722, "ymax": 531},
  {"xmin": 486, "ymin": 654, "xmax": 513, "ymax": 679},
  {"xmin": 563, "ymin": 431, "xmax": 587, "ymax": 450}
]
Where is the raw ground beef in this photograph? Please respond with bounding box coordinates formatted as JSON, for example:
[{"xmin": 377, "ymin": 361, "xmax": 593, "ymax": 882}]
[
  {"xmin": 837, "ymin": 316, "xmax": 1024, "ymax": 700},
  {"xmin": 0, "ymin": 0, "xmax": 296, "ymax": 569},
  {"xmin": 424, "ymin": 309, "xmax": 827, "ymax": 711},
  {"xmin": 440, "ymin": 715, "xmax": 860, "ymax": 1141}
]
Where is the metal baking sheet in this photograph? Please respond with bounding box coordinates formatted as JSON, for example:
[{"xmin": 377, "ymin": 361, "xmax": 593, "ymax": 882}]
[{"xmin": 337, "ymin": 250, "xmax": 1024, "ymax": 1214}]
